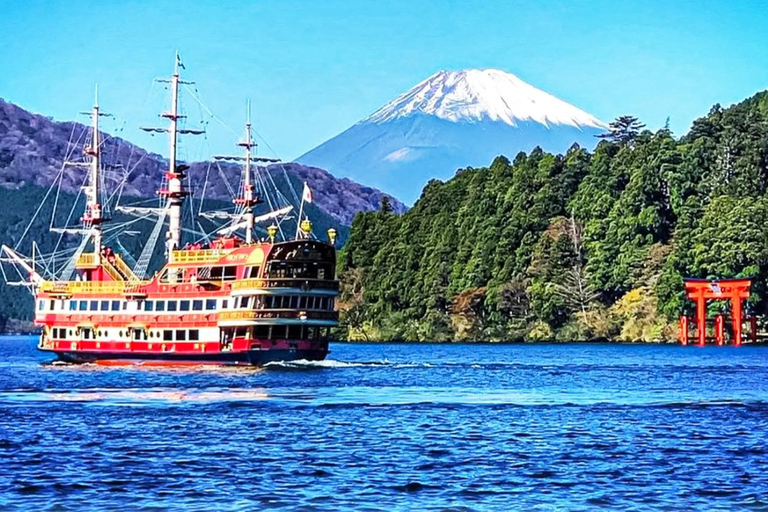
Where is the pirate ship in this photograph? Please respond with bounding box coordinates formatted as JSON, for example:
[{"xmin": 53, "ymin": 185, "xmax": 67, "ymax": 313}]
[{"xmin": 1, "ymin": 56, "xmax": 339, "ymax": 365}]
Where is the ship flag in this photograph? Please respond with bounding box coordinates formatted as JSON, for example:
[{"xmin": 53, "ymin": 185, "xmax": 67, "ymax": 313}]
[{"xmin": 302, "ymin": 182, "xmax": 313, "ymax": 203}]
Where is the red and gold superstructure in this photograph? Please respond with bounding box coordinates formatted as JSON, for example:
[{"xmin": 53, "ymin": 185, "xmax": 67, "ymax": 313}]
[{"xmin": 35, "ymin": 237, "xmax": 338, "ymax": 365}]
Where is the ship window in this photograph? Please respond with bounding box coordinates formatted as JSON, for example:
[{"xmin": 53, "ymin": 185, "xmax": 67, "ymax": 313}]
[
  {"xmin": 69, "ymin": 301, "xmax": 76, "ymax": 311},
  {"xmin": 163, "ymin": 330, "xmax": 173, "ymax": 341},
  {"xmin": 263, "ymin": 296, "xmax": 273, "ymax": 309},
  {"xmin": 48, "ymin": 300, "xmax": 55, "ymax": 311},
  {"xmin": 90, "ymin": 300, "xmax": 98, "ymax": 311},
  {"xmin": 111, "ymin": 300, "xmax": 120, "ymax": 311},
  {"xmin": 175, "ymin": 330, "xmax": 186, "ymax": 341},
  {"xmin": 210, "ymin": 266, "xmax": 238, "ymax": 281},
  {"xmin": 287, "ymin": 325, "xmax": 302, "ymax": 339},
  {"xmin": 291, "ymin": 296, "xmax": 299, "ymax": 308},
  {"xmin": 307, "ymin": 297, "xmax": 315, "ymax": 309},
  {"xmin": 167, "ymin": 301, "xmax": 178, "ymax": 312},
  {"xmin": 122, "ymin": 302, "xmax": 128, "ymax": 310},
  {"xmin": 203, "ymin": 299, "xmax": 214, "ymax": 310},
  {"xmin": 299, "ymin": 296, "xmax": 307, "ymax": 309},
  {"xmin": 156, "ymin": 301, "xmax": 165, "ymax": 312},
  {"xmin": 82, "ymin": 328, "xmax": 93, "ymax": 340},
  {"xmin": 100, "ymin": 300, "xmax": 109, "ymax": 311},
  {"xmin": 145, "ymin": 301, "xmax": 154, "ymax": 312},
  {"xmin": 318, "ymin": 268, "xmax": 326, "ymax": 280},
  {"xmin": 235, "ymin": 327, "xmax": 248, "ymax": 338},
  {"xmin": 253, "ymin": 296, "xmax": 263, "ymax": 309},
  {"xmin": 239, "ymin": 297, "xmax": 250, "ymax": 309},
  {"xmin": 132, "ymin": 329, "xmax": 146, "ymax": 341},
  {"xmin": 246, "ymin": 266, "xmax": 261, "ymax": 279},
  {"xmin": 79, "ymin": 300, "xmax": 87, "ymax": 311},
  {"xmin": 193, "ymin": 300, "xmax": 203, "ymax": 311},
  {"xmin": 189, "ymin": 330, "xmax": 199, "ymax": 341},
  {"xmin": 37, "ymin": 300, "xmax": 44, "ymax": 311},
  {"xmin": 222, "ymin": 299, "xmax": 229, "ymax": 309},
  {"xmin": 180, "ymin": 300, "xmax": 190, "ymax": 311},
  {"xmin": 254, "ymin": 326, "xmax": 270, "ymax": 338}
]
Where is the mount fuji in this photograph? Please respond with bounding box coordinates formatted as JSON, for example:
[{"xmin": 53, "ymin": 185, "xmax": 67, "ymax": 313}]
[{"xmin": 298, "ymin": 69, "xmax": 608, "ymax": 204}]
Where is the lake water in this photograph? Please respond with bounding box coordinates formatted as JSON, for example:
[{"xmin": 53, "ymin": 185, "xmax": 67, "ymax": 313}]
[{"xmin": 1, "ymin": 336, "xmax": 767, "ymax": 511}]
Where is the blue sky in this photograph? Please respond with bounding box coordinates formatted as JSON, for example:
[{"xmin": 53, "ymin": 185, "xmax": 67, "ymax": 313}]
[{"xmin": 1, "ymin": 1, "xmax": 767, "ymax": 162}]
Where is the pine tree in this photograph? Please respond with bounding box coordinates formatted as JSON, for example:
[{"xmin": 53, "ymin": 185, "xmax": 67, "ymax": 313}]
[{"xmin": 597, "ymin": 116, "xmax": 647, "ymax": 144}]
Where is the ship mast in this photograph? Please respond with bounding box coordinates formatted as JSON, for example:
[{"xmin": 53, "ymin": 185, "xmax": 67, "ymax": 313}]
[
  {"xmin": 164, "ymin": 56, "xmax": 184, "ymax": 258},
  {"xmin": 239, "ymin": 101, "xmax": 256, "ymax": 244},
  {"xmin": 83, "ymin": 85, "xmax": 104, "ymax": 254},
  {"xmin": 143, "ymin": 53, "xmax": 203, "ymax": 261},
  {"xmin": 211, "ymin": 103, "xmax": 280, "ymax": 243}
]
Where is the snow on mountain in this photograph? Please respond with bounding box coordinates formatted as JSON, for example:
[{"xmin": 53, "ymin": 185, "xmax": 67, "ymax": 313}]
[
  {"xmin": 298, "ymin": 69, "xmax": 608, "ymax": 204},
  {"xmin": 365, "ymin": 69, "xmax": 606, "ymax": 129}
]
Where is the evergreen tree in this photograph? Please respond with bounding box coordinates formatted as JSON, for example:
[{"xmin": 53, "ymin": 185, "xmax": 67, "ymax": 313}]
[{"xmin": 597, "ymin": 116, "xmax": 647, "ymax": 144}]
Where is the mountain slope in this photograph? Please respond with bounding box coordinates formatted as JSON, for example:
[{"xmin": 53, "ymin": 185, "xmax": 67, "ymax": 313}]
[
  {"xmin": 0, "ymin": 98, "xmax": 405, "ymax": 226},
  {"xmin": 299, "ymin": 69, "xmax": 607, "ymax": 204}
]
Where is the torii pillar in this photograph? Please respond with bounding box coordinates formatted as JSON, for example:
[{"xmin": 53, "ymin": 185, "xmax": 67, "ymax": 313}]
[{"xmin": 682, "ymin": 278, "xmax": 752, "ymax": 346}]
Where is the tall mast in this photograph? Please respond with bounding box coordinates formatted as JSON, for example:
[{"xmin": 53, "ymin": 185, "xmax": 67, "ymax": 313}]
[
  {"xmin": 144, "ymin": 53, "xmax": 202, "ymax": 260},
  {"xmin": 240, "ymin": 101, "xmax": 255, "ymax": 244},
  {"xmin": 83, "ymin": 85, "xmax": 103, "ymax": 254},
  {"xmin": 165, "ymin": 55, "xmax": 183, "ymax": 258},
  {"xmin": 212, "ymin": 102, "xmax": 277, "ymax": 243}
]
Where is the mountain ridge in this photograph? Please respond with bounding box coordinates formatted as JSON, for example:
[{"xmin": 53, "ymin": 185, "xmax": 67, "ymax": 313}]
[{"xmin": 0, "ymin": 98, "xmax": 406, "ymax": 226}]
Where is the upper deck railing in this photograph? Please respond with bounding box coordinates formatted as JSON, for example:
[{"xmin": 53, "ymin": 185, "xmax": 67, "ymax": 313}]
[
  {"xmin": 39, "ymin": 280, "xmax": 130, "ymax": 295},
  {"xmin": 231, "ymin": 278, "xmax": 339, "ymax": 292},
  {"xmin": 170, "ymin": 249, "xmax": 230, "ymax": 264}
]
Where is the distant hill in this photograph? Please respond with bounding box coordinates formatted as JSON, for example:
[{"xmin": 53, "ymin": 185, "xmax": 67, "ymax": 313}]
[
  {"xmin": 299, "ymin": 69, "xmax": 607, "ymax": 204},
  {"xmin": 0, "ymin": 98, "xmax": 406, "ymax": 226}
]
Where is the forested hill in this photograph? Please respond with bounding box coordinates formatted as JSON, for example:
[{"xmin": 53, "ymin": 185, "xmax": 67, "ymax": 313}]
[
  {"xmin": 0, "ymin": 98, "xmax": 405, "ymax": 225},
  {"xmin": 338, "ymin": 91, "xmax": 768, "ymax": 342}
]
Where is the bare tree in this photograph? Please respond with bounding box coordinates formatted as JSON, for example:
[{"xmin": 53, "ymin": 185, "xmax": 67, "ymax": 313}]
[{"xmin": 554, "ymin": 215, "xmax": 599, "ymax": 313}]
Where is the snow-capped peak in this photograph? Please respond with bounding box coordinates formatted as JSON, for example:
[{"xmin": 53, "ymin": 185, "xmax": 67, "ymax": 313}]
[{"xmin": 363, "ymin": 69, "xmax": 606, "ymax": 129}]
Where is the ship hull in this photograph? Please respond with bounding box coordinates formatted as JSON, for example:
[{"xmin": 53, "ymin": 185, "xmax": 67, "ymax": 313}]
[{"xmin": 46, "ymin": 347, "xmax": 329, "ymax": 366}]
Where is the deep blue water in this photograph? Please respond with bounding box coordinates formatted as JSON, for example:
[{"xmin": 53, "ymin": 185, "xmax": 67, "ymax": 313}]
[{"xmin": 1, "ymin": 336, "xmax": 768, "ymax": 511}]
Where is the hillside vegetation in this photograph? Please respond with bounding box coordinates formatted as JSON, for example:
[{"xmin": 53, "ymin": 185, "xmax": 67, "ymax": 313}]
[{"xmin": 337, "ymin": 91, "xmax": 768, "ymax": 342}]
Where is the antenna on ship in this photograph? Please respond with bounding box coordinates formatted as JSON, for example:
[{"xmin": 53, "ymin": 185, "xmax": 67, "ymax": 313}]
[{"xmin": 141, "ymin": 52, "xmax": 203, "ymax": 261}]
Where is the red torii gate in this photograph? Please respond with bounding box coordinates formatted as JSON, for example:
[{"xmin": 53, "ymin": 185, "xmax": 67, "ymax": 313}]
[{"xmin": 680, "ymin": 278, "xmax": 755, "ymax": 346}]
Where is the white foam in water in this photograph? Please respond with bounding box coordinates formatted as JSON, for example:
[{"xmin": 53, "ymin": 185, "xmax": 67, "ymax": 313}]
[
  {"xmin": 264, "ymin": 359, "xmax": 374, "ymax": 369},
  {"xmin": 0, "ymin": 388, "xmax": 271, "ymax": 404}
]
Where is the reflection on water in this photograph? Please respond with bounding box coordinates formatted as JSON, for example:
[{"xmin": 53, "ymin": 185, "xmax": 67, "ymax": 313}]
[{"xmin": 1, "ymin": 337, "xmax": 768, "ymax": 511}]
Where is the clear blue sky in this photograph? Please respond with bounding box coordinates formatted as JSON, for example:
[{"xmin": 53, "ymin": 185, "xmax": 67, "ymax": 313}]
[{"xmin": 1, "ymin": 1, "xmax": 767, "ymax": 162}]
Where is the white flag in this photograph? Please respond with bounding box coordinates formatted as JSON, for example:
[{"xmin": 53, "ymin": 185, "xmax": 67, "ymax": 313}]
[{"xmin": 302, "ymin": 182, "xmax": 313, "ymax": 203}]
